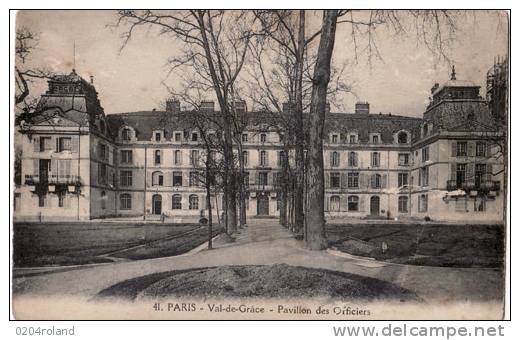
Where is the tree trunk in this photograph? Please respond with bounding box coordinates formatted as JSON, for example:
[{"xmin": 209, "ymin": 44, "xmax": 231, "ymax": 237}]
[
  {"xmin": 293, "ymin": 10, "xmax": 306, "ymax": 234},
  {"xmin": 237, "ymin": 142, "xmax": 247, "ymax": 227},
  {"xmin": 205, "ymin": 150, "xmax": 213, "ymax": 250},
  {"xmin": 306, "ymin": 10, "xmax": 338, "ymax": 250}
]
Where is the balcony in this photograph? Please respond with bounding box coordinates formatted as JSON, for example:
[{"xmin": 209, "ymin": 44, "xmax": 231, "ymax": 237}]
[
  {"xmin": 25, "ymin": 174, "xmax": 81, "ymax": 186},
  {"xmin": 446, "ymin": 180, "xmax": 500, "ymax": 193}
]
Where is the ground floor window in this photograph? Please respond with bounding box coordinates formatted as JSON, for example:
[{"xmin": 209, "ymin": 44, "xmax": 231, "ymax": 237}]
[
  {"xmin": 419, "ymin": 194, "xmax": 428, "ymax": 212},
  {"xmin": 329, "ymin": 195, "xmax": 340, "ymax": 211},
  {"xmin": 189, "ymin": 195, "xmax": 199, "ymax": 210},
  {"xmin": 398, "ymin": 196, "xmax": 408, "ymax": 213},
  {"xmin": 172, "ymin": 194, "xmax": 182, "ymax": 209},
  {"xmin": 120, "ymin": 193, "xmax": 132, "ymax": 210},
  {"xmin": 348, "ymin": 195, "xmax": 359, "ymax": 211}
]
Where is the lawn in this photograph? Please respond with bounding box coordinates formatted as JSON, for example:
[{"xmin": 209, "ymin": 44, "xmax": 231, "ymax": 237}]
[
  {"xmin": 326, "ymin": 223, "xmax": 505, "ymax": 268},
  {"xmin": 96, "ymin": 264, "xmax": 418, "ymax": 301},
  {"xmin": 13, "ymin": 222, "xmax": 221, "ymax": 267}
]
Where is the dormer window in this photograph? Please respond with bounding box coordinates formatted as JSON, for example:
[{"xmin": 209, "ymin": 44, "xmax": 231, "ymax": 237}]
[
  {"xmin": 331, "ymin": 134, "xmax": 339, "ymax": 144},
  {"xmin": 192, "ymin": 132, "xmax": 198, "ymax": 142},
  {"xmin": 175, "ymin": 132, "xmax": 182, "ymax": 142},
  {"xmin": 242, "ymin": 134, "xmax": 248, "ymax": 142},
  {"xmin": 260, "ymin": 133, "xmax": 267, "ymax": 143},
  {"xmin": 372, "ymin": 135, "xmax": 380, "ymax": 144},
  {"xmin": 155, "ymin": 132, "xmax": 161, "ymax": 142},
  {"xmin": 397, "ymin": 131, "xmax": 408, "ymax": 144},
  {"xmin": 349, "ymin": 134, "xmax": 357, "ymax": 144},
  {"xmin": 121, "ymin": 128, "xmax": 132, "ymax": 141}
]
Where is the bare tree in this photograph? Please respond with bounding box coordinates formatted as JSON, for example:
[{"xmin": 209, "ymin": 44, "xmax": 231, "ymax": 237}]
[{"xmin": 116, "ymin": 10, "xmax": 258, "ymax": 233}]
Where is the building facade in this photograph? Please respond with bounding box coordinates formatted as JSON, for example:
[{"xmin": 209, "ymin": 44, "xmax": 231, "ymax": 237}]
[{"xmin": 13, "ymin": 67, "xmax": 505, "ymax": 222}]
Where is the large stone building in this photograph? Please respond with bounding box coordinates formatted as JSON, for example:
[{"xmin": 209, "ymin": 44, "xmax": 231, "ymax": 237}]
[{"xmin": 13, "ymin": 67, "xmax": 505, "ymax": 222}]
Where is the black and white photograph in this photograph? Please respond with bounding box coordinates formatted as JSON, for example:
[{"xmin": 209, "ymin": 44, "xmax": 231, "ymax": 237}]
[{"xmin": 10, "ymin": 9, "xmax": 509, "ymax": 321}]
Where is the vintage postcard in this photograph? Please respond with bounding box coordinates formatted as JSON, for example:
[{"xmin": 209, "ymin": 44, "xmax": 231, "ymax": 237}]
[{"xmin": 11, "ymin": 9, "xmax": 509, "ymax": 320}]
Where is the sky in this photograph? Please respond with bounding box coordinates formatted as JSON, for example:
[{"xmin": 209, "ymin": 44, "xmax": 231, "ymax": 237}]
[{"xmin": 15, "ymin": 10, "xmax": 508, "ymax": 118}]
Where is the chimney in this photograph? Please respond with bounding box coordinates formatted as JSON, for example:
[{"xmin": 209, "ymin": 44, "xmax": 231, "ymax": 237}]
[
  {"xmin": 166, "ymin": 99, "xmax": 181, "ymax": 113},
  {"xmin": 355, "ymin": 101, "xmax": 369, "ymax": 114},
  {"xmin": 90, "ymin": 75, "xmax": 94, "ymax": 84},
  {"xmin": 200, "ymin": 100, "xmax": 215, "ymax": 112},
  {"xmin": 233, "ymin": 100, "xmax": 247, "ymax": 113},
  {"xmin": 282, "ymin": 102, "xmax": 294, "ymax": 112},
  {"xmin": 431, "ymin": 82, "xmax": 439, "ymax": 94}
]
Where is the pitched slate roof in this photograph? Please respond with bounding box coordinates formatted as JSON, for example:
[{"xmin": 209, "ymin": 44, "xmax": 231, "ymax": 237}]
[{"xmin": 106, "ymin": 110, "xmax": 424, "ymax": 143}]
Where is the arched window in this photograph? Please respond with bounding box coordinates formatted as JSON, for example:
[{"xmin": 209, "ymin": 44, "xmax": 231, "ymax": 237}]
[
  {"xmin": 172, "ymin": 194, "xmax": 182, "ymax": 209},
  {"xmin": 331, "ymin": 151, "xmax": 339, "ymax": 167},
  {"xmin": 154, "ymin": 150, "xmax": 161, "ymax": 164},
  {"xmin": 371, "ymin": 174, "xmax": 381, "ymax": 188},
  {"xmin": 398, "ymin": 196, "xmax": 408, "ymax": 213},
  {"xmin": 397, "ymin": 131, "xmax": 408, "ymax": 144},
  {"xmin": 152, "ymin": 171, "xmax": 164, "ymax": 186},
  {"xmin": 101, "ymin": 191, "xmax": 106, "ymax": 210},
  {"xmin": 348, "ymin": 195, "xmax": 359, "ymax": 211},
  {"xmin": 190, "ymin": 150, "xmax": 199, "ymax": 166},
  {"xmin": 329, "ymin": 195, "xmax": 340, "ymax": 212},
  {"xmin": 260, "ymin": 133, "xmax": 267, "ymax": 143},
  {"xmin": 348, "ymin": 152, "xmax": 358, "ymax": 167},
  {"xmin": 189, "ymin": 195, "xmax": 199, "ymax": 210},
  {"xmin": 120, "ymin": 193, "xmax": 132, "ymax": 210},
  {"xmin": 174, "ymin": 150, "xmax": 181, "ymax": 165}
]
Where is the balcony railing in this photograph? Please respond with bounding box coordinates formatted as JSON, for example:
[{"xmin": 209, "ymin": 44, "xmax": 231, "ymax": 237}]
[
  {"xmin": 446, "ymin": 180, "xmax": 500, "ymax": 192},
  {"xmin": 25, "ymin": 174, "xmax": 81, "ymax": 186}
]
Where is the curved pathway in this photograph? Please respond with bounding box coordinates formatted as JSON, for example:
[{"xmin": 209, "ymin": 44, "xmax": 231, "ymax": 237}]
[{"xmin": 12, "ymin": 219, "xmax": 503, "ymax": 304}]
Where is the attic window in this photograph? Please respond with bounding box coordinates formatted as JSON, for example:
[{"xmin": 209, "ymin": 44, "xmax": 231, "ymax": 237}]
[
  {"xmin": 397, "ymin": 131, "xmax": 408, "ymax": 144},
  {"xmin": 372, "ymin": 135, "xmax": 379, "ymax": 144},
  {"xmin": 192, "ymin": 132, "xmax": 198, "ymax": 142},
  {"xmin": 155, "ymin": 132, "xmax": 161, "ymax": 142},
  {"xmin": 122, "ymin": 128, "xmax": 131, "ymax": 141},
  {"xmin": 331, "ymin": 134, "xmax": 339, "ymax": 143}
]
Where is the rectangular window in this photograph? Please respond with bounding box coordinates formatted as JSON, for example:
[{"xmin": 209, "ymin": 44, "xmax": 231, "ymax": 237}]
[
  {"xmin": 192, "ymin": 132, "xmax": 198, "ymax": 142},
  {"xmin": 189, "ymin": 172, "xmax": 199, "ymax": 187},
  {"xmin": 58, "ymin": 137, "xmax": 72, "ymax": 152},
  {"xmin": 175, "ymin": 132, "xmax": 182, "ymax": 142},
  {"xmin": 420, "ymin": 167, "xmax": 429, "ymax": 187},
  {"xmin": 421, "ymin": 147, "xmax": 430, "ymax": 162},
  {"xmin": 99, "ymin": 144, "xmax": 107, "ymax": 161},
  {"xmin": 398, "ymin": 196, "xmax": 408, "ymax": 213},
  {"xmin": 260, "ymin": 151, "xmax": 267, "ymax": 166},
  {"xmin": 347, "ymin": 196, "xmax": 359, "ymax": 211},
  {"xmin": 190, "ymin": 150, "xmax": 199, "ymax": 166},
  {"xmin": 348, "ymin": 152, "xmax": 358, "ymax": 167},
  {"xmin": 347, "ymin": 172, "xmax": 359, "ymax": 188},
  {"xmin": 243, "ymin": 151, "xmax": 249, "ymax": 166},
  {"xmin": 475, "ymin": 163, "xmax": 486, "ymax": 188},
  {"xmin": 371, "ymin": 152, "xmax": 380, "ymax": 167},
  {"xmin": 155, "ymin": 132, "xmax": 161, "ymax": 142},
  {"xmin": 258, "ymin": 172, "xmax": 268, "ymax": 186},
  {"xmin": 331, "ymin": 152, "xmax": 339, "ymax": 167},
  {"xmin": 331, "ymin": 134, "xmax": 338, "ymax": 143},
  {"xmin": 398, "ymin": 173, "xmax": 408, "ymax": 187},
  {"xmin": 173, "ymin": 172, "xmax": 183, "ymax": 186},
  {"xmin": 330, "ymin": 172, "xmax": 340, "ymax": 188},
  {"xmin": 398, "ymin": 153, "xmax": 410, "ymax": 166},
  {"xmin": 456, "ymin": 163, "xmax": 466, "ymax": 188},
  {"xmin": 372, "ymin": 135, "xmax": 379, "ymax": 144},
  {"xmin": 39, "ymin": 137, "xmax": 52, "ymax": 152},
  {"xmin": 349, "ymin": 135, "xmax": 357, "ymax": 144},
  {"xmin": 120, "ymin": 170, "xmax": 133, "ymax": 187},
  {"xmin": 419, "ymin": 194, "xmax": 428, "ymax": 212},
  {"xmin": 98, "ymin": 163, "xmax": 107, "ymax": 185},
  {"xmin": 154, "ymin": 150, "xmax": 161, "ymax": 165},
  {"xmin": 121, "ymin": 150, "xmax": 133, "ymax": 164},
  {"xmin": 120, "ymin": 194, "xmax": 132, "ymax": 210},
  {"xmin": 456, "ymin": 142, "xmax": 468, "ymax": 156},
  {"xmin": 476, "ymin": 142, "xmax": 486, "ymax": 157}
]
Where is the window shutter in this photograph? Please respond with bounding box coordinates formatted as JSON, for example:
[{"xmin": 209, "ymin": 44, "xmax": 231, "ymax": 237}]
[
  {"xmin": 468, "ymin": 142, "xmax": 475, "ymax": 157},
  {"xmin": 325, "ymin": 172, "xmax": 330, "ymax": 189},
  {"xmin": 255, "ymin": 172, "xmax": 260, "ymax": 185},
  {"xmin": 71, "ymin": 136, "xmax": 79, "ymax": 153},
  {"xmin": 65, "ymin": 159, "xmax": 71, "ymax": 177},
  {"xmin": 33, "ymin": 159, "xmax": 39, "ymax": 175},
  {"xmin": 329, "ymin": 152, "xmax": 333, "ymax": 166},
  {"xmin": 450, "ymin": 163, "xmax": 457, "ymax": 181},
  {"xmin": 33, "ymin": 137, "xmax": 40, "ymax": 152},
  {"xmin": 265, "ymin": 151, "xmax": 269, "ymax": 166},
  {"xmin": 51, "ymin": 159, "xmax": 58, "ymax": 178},
  {"xmin": 325, "ymin": 196, "xmax": 330, "ymax": 211},
  {"xmin": 418, "ymin": 169, "xmax": 422, "ymax": 186},
  {"xmin": 340, "ymin": 173, "xmax": 348, "ymax": 189},
  {"xmin": 370, "ymin": 174, "xmax": 375, "ymax": 188},
  {"xmin": 451, "ymin": 141, "xmax": 457, "ymax": 157},
  {"xmin": 382, "ymin": 174, "xmax": 388, "ymax": 188},
  {"xmin": 486, "ymin": 164, "xmax": 493, "ymax": 181},
  {"xmin": 467, "ymin": 163, "xmax": 475, "ymax": 183},
  {"xmin": 55, "ymin": 137, "xmax": 59, "ymax": 152},
  {"xmin": 183, "ymin": 172, "xmax": 189, "ymax": 187},
  {"xmin": 164, "ymin": 171, "xmax": 172, "ymax": 187},
  {"xmin": 359, "ymin": 173, "xmax": 366, "ymax": 188}
]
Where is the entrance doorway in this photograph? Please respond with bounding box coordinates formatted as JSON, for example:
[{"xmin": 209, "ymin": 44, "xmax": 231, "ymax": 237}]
[
  {"xmin": 152, "ymin": 194, "xmax": 162, "ymax": 215},
  {"xmin": 370, "ymin": 196, "xmax": 380, "ymax": 216},
  {"xmin": 257, "ymin": 193, "xmax": 269, "ymax": 216}
]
